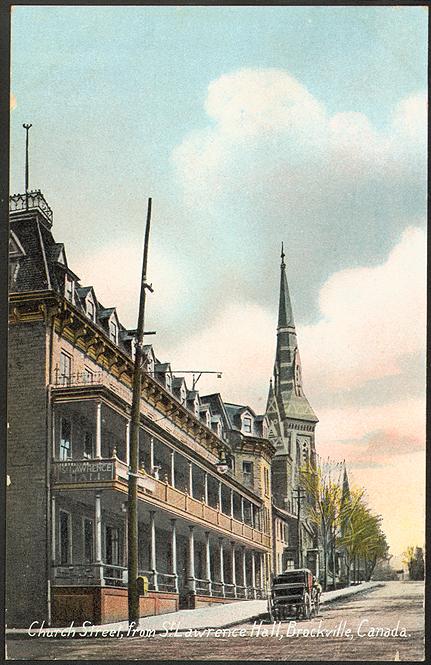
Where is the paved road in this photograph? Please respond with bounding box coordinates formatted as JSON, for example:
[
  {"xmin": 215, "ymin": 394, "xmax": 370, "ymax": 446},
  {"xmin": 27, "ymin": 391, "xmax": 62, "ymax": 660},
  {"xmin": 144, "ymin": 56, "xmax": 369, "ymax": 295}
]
[{"xmin": 7, "ymin": 581, "xmax": 424, "ymax": 661}]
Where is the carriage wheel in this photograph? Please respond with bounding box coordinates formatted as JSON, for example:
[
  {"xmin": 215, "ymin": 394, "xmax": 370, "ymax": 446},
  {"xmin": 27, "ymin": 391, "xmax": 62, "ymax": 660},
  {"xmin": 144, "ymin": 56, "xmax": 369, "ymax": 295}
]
[
  {"xmin": 268, "ymin": 604, "xmax": 275, "ymax": 623},
  {"xmin": 303, "ymin": 593, "xmax": 312, "ymax": 620}
]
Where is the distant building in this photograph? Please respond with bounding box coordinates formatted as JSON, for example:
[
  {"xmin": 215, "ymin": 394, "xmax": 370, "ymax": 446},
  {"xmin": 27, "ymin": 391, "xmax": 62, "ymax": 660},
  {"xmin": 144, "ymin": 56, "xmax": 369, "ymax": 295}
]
[{"xmin": 6, "ymin": 191, "xmax": 274, "ymax": 627}]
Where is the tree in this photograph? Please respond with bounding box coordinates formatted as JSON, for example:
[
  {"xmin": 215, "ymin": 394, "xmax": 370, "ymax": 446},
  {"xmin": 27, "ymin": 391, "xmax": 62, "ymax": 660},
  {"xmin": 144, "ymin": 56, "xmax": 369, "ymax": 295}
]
[
  {"xmin": 300, "ymin": 459, "xmax": 342, "ymax": 591},
  {"xmin": 301, "ymin": 459, "xmax": 390, "ymax": 590},
  {"xmin": 338, "ymin": 490, "xmax": 388, "ymax": 583},
  {"xmin": 402, "ymin": 546, "xmax": 425, "ymax": 580}
]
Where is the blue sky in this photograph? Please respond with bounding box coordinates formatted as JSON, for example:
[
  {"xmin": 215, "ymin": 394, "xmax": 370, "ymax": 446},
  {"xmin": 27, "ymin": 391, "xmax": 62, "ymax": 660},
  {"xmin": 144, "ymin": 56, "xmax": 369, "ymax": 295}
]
[{"xmin": 10, "ymin": 6, "xmax": 427, "ymax": 557}]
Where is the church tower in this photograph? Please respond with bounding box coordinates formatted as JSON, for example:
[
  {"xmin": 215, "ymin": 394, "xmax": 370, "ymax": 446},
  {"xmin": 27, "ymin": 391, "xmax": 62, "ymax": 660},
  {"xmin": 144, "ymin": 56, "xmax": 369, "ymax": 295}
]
[{"xmin": 266, "ymin": 245, "xmax": 318, "ymax": 512}]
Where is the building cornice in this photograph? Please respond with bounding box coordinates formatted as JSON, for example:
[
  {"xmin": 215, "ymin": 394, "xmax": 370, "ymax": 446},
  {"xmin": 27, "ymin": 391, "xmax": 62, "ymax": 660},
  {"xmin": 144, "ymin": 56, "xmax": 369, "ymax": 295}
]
[{"xmin": 11, "ymin": 290, "xmax": 232, "ymax": 462}]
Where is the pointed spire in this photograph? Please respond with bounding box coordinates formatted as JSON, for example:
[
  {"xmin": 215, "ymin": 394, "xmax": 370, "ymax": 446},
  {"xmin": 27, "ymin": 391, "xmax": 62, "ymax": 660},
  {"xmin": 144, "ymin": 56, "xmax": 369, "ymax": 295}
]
[
  {"xmin": 278, "ymin": 241, "xmax": 295, "ymax": 330},
  {"xmin": 265, "ymin": 376, "xmax": 275, "ymax": 411}
]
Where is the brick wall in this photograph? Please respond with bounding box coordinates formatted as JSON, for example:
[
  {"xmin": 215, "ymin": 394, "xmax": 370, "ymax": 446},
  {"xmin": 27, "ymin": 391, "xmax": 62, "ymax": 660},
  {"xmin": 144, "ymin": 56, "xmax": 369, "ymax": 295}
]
[{"xmin": 6, "ymin": 321, "xmax": 49, "ymax": 627}]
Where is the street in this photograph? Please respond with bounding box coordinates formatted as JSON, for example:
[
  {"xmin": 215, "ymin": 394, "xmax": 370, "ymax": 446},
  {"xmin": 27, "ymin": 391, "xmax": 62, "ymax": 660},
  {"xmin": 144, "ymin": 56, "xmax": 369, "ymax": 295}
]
[{"xmin": 7, "ymin": 582, "xmax": 424, "ymax": 661}]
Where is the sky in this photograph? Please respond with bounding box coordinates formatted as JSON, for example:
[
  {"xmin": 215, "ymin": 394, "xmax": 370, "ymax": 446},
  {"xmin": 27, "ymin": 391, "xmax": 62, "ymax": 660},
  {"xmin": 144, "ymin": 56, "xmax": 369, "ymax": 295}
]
[{"xmin": 10, "ymin": 5, "xmax": 427, "ymax": 564}]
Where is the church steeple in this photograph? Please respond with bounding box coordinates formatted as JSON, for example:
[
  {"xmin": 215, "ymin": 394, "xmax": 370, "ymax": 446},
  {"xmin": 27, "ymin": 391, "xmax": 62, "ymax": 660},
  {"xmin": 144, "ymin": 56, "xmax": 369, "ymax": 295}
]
[
  {"xmin": 278, "ymin": 242, "xmax": 295, "ymax": 331},
  {"xmin": 273, "ymin": 244, "xmax": 317, "ymax": 423}
]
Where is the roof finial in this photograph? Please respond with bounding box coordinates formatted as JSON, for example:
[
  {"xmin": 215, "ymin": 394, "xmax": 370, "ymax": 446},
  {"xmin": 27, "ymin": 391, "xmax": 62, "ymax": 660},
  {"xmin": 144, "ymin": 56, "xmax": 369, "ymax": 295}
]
[
  {"xmin": 23, "ymin": 123, "xmax": 32, "ymax": 210},
  {"xmin": 281, "ymin": 241, "xmax": 286, "ymax": 268}
]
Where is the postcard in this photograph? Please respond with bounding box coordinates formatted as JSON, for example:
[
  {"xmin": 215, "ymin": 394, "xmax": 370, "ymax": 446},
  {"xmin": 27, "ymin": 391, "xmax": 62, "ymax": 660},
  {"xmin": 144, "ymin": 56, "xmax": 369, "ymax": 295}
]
[{"xmin": 6, "ymin": 4, "xmax": 426, "ymax": 661}]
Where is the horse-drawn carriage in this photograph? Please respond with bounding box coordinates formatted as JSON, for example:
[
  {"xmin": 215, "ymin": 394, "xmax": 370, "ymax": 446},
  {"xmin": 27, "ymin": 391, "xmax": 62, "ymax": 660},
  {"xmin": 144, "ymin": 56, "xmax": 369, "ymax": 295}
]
[{"xmin": 268, "ymin": 568, "xmax": 321, "ymax": 621}]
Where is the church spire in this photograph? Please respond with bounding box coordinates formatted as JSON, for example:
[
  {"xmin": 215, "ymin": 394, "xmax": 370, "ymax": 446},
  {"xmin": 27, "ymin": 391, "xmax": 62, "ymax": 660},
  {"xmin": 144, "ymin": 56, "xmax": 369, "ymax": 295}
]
[
  {"xmin": 273, "ymin": 244, "xmax": 318, "ymax": 423},
  {"xmin": 278, "ymin": 242, "xmax": 295, "ymax": 331}
]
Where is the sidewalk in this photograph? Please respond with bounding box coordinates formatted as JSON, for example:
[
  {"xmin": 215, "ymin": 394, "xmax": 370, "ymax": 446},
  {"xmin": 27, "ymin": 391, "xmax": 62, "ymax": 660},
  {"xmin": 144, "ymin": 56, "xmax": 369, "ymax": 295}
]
[{"xmin": 6, "ymin": 581, "xmax": 382, "ymax": 639}]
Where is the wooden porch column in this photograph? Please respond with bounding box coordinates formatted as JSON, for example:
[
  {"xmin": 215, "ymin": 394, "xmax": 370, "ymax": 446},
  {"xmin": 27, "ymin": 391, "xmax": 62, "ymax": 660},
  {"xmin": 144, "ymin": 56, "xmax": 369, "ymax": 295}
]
[
  {"xmin": 251, "ymin": 551, "xmax": 256, "ymax": 599},
  {"xmin": 241, "ymin": 496, "xmax": 245, "ymax": 523},
  {"xmin": 171, "ymin": 519, "xmax": 178, "ymax": 592},
  {"xmin": 149, "ymin": 510, "xmax": 158, "ymax": 591},
  {"xmin": 125, "ymin": 419, "xmax": 130, "ymax": 467},
  {"xmin": 218, "ymin": 481, "xmax": 222, "ymax": 512},
  {"xmin": 95, "ymin": 492, "xmax": 104, "ymax": 584},
  {"xmin": 241, "ymin": 546, "xmax": 247, "ymax": 599},
  {"xmin": 230, "ymin": 489, "xmax": 234, "ymax": 517},
  {"xmin": 51, "ymin": 404, "xmax": 56, "ymax": 459},
  {"xmin": 204, "ymin": 472, "xmax": 208, "ymax": 504},
  {"xmin": 171, "ymin": 450, "xmax": 175, "ymax": 487},
  {"xmin": 218, "ymin": 537, "xmax": 225, "ymax": 595},
  {"xmin": 230, "ymin": 541, "xmax": 237, "ymax": 597},
  {"xmin": 205, "ymin": 531, "xmax": 212, "ymax": 596},
  {"xmin": 188, "ymin": 525, "xmax": 196, "ymax": 592},
  {"xmin": 150, "ymin": 437, "xmax": 154, "ymax": 474},
  {"xmin": 51, "ymin": 494, "xmax": 56, "ymax": 565},
  {"xmin": 95, "ymin": 401, "xmax": 102, "ymax": 458},
  {"xmin": 189, "ymin": 462, "xmax": 193, "ymax": 498}
]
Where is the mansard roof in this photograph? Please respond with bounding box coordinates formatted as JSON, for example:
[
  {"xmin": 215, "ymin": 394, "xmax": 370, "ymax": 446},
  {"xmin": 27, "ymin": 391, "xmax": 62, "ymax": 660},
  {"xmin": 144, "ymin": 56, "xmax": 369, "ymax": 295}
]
[
  {"xmin": 200, "ymin": 393, "xmax": 231, "ymax": 432},
  {"xmin": 98, "ymin": 306, "xmax": 117, "ymax": 320},
  {"xmin": 9, "ymin": 230, "xmax": 26, "ymax": 258}
]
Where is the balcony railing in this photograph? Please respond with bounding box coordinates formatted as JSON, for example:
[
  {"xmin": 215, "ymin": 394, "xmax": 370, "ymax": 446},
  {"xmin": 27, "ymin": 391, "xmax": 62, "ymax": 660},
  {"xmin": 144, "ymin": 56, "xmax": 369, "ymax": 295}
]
[
  {"xmin": 9, "ymin": 190, "xmax": 53, "ymax": 224},
  {"xmin": 51, "ymin": 458, "xmax": 271, "ymax": 548},
  {"xmin": 51, "ymin": 564, "xmax": 268, "ymax": 599},
  {"xmin": 53, "ymin": 370, "xmax": 132, "ymax": 403}
]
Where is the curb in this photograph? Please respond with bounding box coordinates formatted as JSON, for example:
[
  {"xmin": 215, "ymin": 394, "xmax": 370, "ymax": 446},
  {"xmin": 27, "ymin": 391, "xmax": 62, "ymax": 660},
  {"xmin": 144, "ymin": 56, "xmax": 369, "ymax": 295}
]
[{"xmin": 5, "ymin": 583, "xmax": 383, "ymax": 640}]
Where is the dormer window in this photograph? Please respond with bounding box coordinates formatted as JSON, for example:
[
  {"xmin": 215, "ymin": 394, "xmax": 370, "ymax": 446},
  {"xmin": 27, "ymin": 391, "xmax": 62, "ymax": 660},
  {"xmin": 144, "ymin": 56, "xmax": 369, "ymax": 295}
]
[
  {"xmin": 166, "ymin": 373, "xmax": 172, "ymax": 392},
  {"xmin": 65, "ymin": 275, "xmax": 74, "ymax": 303},
  {"xmin": 243, "ymin": 416, "xmax": 252, "ymax": 434},
  {"xmin": 145, "ymin": 352, "xmax": 154, "ymax": 373},
  {"xmin": 109, "ymin": 320, "xmax": 118, "ymax": 344},
  {"xmin": 86, "ymin": 297, "xmax": 95, "ymax": 322}
]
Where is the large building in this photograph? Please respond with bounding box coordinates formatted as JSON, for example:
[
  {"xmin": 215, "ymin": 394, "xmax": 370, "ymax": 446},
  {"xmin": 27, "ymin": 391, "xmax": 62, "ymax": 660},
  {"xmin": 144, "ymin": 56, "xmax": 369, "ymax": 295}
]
[
  {"xmin": 265, "ymin": 247, "xmax": 319, "ymax": 574},
  {"xmin": 6, "ymin": 188, "xmax": 324, "ymax": 627},
  {"xmin": 6, "ymin": 190, "xmax": 274, "ymax": 627}
]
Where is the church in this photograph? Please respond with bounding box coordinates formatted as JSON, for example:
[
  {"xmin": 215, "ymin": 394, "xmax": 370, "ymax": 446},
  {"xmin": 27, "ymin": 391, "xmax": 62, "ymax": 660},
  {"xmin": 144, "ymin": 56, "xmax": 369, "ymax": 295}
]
[{"xmin": 266, "ymin": 246, "xmax": 320, "ymax": 576}]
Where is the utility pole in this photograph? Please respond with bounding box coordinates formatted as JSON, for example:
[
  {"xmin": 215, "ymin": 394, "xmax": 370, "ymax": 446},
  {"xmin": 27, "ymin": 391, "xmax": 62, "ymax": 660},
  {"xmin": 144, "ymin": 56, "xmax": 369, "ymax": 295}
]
[
  {"xmin": 128, "ymin": 198, "xmax": 154, "ymax": 626},
  {"xmin": 293, "ymin": 487, "xmax": 306, "ymax": 568},
  {"xmin": 23, "ymin": 123, "xmax": 32, "ymax": 209}
]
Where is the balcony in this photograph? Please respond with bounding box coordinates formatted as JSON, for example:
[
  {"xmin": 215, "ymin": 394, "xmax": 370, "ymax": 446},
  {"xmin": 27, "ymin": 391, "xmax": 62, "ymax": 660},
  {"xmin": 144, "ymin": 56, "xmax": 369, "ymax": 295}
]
[
  {"xmin": 51, "ymin": 457, "xmax": 270, "ymax": 549},
  {"xmin": 9, "ymin": 190, "xmax": 53, "ymax": 226}
]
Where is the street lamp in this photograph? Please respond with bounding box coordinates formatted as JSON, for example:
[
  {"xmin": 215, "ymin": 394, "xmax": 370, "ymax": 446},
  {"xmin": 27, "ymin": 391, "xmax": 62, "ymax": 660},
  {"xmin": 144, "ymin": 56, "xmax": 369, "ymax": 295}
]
[{"xmin": 215, "ymin": 450, "xmax": 229, "ymax": 475}]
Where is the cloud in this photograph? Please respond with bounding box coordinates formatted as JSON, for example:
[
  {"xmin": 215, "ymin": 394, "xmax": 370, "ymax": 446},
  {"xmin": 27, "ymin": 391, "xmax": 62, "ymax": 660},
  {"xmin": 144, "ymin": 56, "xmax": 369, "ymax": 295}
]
[
  {"xmin": 173, "ymin": 69, "xmax": 426, "ymax": 207},
  {"xmin": 156, "ymin": 301, "xmax": 274, "ymax": 411},
  {"xmin": 317, "ymin": 413, "xmax": 425, "ymax": 469},
  {"xmin": 70, "ymin": 238, "xmax": 189, "ymax": 332},
  {"xmin": 299, "ymin": 225, "xmax": 426, "ymax": 393},
  {"xmin": 171, "ymin": 68, "xmax": 426, "ymax": 326}
]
